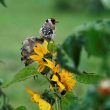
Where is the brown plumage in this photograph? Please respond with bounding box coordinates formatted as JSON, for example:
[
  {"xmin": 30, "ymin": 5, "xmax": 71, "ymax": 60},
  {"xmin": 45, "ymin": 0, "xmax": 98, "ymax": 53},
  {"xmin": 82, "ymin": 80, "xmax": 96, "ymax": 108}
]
[
  {"xmin": 21, "ymin": 18, "xmax": 58, "ymax": 66},
  {"xmin": 21, "ymin": 37, "xmax": 44, "ymax": 66}
]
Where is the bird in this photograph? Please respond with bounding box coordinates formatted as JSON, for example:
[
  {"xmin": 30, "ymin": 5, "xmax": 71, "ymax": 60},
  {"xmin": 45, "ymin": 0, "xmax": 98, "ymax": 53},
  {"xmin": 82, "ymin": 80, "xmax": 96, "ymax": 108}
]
[
  {"xmin": 21, "ymin": 37, "xmax": 44, "ymax": 66},
  {"xmin": 40, "ymin": 18, "xmax": 58, "ymax": 40},
  {"xmin": 21, "ymin": 18, "xmax": 58, "ymax": 66}
]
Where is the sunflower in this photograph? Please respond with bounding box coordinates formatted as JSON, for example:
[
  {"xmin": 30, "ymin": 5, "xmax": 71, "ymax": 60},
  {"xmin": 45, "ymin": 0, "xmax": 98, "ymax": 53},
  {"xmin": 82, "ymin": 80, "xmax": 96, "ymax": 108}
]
[
  {"xmin": 30, "ymin": 40, "xmax": 54, "ymax": 72},
  {"xmin": 59, "ymin": 69, "xmax": 76, "ymax": 91},
  {"xmin": 51, "ymin": 73, "xmax": 65, "ymax": 93},
  {"xmin": 51, "ymin": 65, "xmax": 76, "ymax": 94},
  {"xmin": 27, "ymin": 88, "xmax": 53, "ymax": 110}
]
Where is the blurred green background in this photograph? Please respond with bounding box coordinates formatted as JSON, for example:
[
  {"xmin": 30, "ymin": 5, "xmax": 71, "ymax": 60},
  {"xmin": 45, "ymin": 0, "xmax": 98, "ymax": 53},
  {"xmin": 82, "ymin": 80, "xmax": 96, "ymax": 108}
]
[{"xmin": 0, "ymin": 0, "xmax": 110, "ymax": 110}]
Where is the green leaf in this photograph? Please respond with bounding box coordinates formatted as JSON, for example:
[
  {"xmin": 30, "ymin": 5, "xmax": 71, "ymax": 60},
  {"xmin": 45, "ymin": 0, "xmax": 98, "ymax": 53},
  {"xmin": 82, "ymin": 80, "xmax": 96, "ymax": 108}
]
[
  {"xmin": 57, "ymin": 46, "xmax": 78, "ymax": 74},
  {"xmin": 76, "ymin": 72, "xmax": 102, "ymax": 84},
  {"xmin": 3, "ymin": 63, "xmax": 39, "ymax": 87},
  {"xmin": 80, "ymin": 20, "xmax": 110, "ymax": 57},
  {"xmin": 104, "ymin": 97, "xmax": 110, "ymax": 109},
  {"xmin": 83, "ymin": 29, "xmax": 110, "ymax": 57},
  {"xmin": 15, "ymin": 106, "xmax": 26, "ymax": 110},
  {"xmin": 42, "ymin": 90, "xmax": 55, "ymax": 105},
  {"xmin": 62, "ymin": 35, "xmax": 83, "ymax": 68},
  {"xmin": 62, "ymin": 92, "xmax": 78, "ymax": 110},
  {"xmin": 0, "ymin": 0, "xmax": 6, "ymax": 7},
  {"xmin": 56, "ymin": 36, "xmax": 83, "ymax": 74},
  {"xmin": 48, "ymin": 41, "xmax": 57, "ymax": 53}
]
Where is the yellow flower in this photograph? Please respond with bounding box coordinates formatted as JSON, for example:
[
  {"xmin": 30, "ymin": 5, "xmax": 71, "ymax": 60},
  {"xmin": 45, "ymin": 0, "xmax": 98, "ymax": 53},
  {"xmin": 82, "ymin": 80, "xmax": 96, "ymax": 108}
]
[
  {"xmin": 53, "ymin": 64, "xmax": 60, "ymax": 73},
  {"xmin": 27, "ymin": 88, "xmax": 53, "ymax": 110},
  {"xmin": 38, "ymin": 59, "xmax": 54, "ymax": 73},
  {"xmin": 51, "ymin": 74, "xmax": 65, "ymax": 93},
  {"xmin": 59, "ymin": 69, "xmax": 76, "ymax": 91},
  {"xmin": 51, "ymin": 65, "xmax": 76, "ymax": 93},
  {"xmin": 30, "ymin": 40, "xmax": 53, "ymax": 72},
  {"xmin": 44, "ymin": 59, "xmax": 54, "ymax": 70}
]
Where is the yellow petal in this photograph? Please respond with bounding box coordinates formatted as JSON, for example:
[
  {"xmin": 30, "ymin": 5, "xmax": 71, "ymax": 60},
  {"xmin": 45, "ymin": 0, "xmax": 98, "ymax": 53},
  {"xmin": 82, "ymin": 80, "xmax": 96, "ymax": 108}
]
[
  {"xmin": 51, "ymin": 74, "xmax": 59, "ymax": 82},
  {"xmin": 27, "ymin": 88, "xmax": 52, "ymax": 110},
  {"xmin": 59, "ymin": 69, "xmax": 77, "ymax": 91},
  {"xmin": 43, "ymin": 40, "xmax": 49, "ymax": 55},
  {"xmin": 26, "ymin": 87, "xmax": 35, "ymax": 96},
  {"xmin": 38, "ymin": 64, "xmax": 45, "ymax": 73},
  {"xmin": 53, "ymin": 64, "xmax": 60, "ymax": 73},
  {"xmin": 39, "ymin": 99, "xmax": 52, "ymax": 110},
  {"xmin": 36, "ymin": 42, "xmax": 43, "ymax": 50},
  {"xmin": 43, "ymin": 40, "xmax": 48, "ymax": 49},
  {"xmin": 33, "ymin": 47, "xmax": 44, "ymax": 57},
  {"xmin": 26, "ymin": 87, "xmax": 41, "ymax": 102},
  {"xmin": 42, "ymin": 48, "xmax": 48, "ymax": 55},
  {"xmin": 30, "ymin": 55, "xmax": 42, "ymax": 62},
  {"xmin": 57, "ymin": 81, "xmax": 65, "ymax": 93},
  {"xmin": 35, "ymin": 40, "xmax": 48, "ymax": 56},
  {"xmin": 44, "ymin": 59, "xmax": 54, "ymax": 69},
  {"xmin": 33, "ymin": 94, "xmax": 41, "ymax": 103}
]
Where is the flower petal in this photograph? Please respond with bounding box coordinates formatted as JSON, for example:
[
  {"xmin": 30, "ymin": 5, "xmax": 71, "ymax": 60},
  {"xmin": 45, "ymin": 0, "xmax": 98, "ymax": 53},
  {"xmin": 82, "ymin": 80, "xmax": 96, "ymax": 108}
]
[
  {"xmin": 26, "ymin": 87, "xmax": 35, "ymax": 96},
  {"xmin": 39, "ymin": 99, "xmax": 52, "ymax": 110},
  {"xmin": 38, "ymin": 64, "xmax": 45, "ymax": 73},
  {"xmin": 43, "ymin": 40, "xmax": 49, "ymax": 54},
  {"xmin": 44, "ymin": 59, "xmax": 54, "ymax": 69},
  {"xmin": 30, "ymin": 55, "xmax": 42, "ymax": 62},
  {"xmin": 60, "ymin": 69, "xmax": 77, "ymax": 91},
  {"xmin": 33, "ymin": 47, "xmax": 44, "ymax": 57},
  {"xmin": 27, "ymin": 88, "xmax": 52, "ymax": 110},
  {"xmin": 43, "ymin": 40, "xmax": 48, "ymax": 49},
  {"xmin": 53, "ymin": 64, "xmax": 60, "ymax": 73},
  {"xmin": 57, "ymin": 81, "xmax": 65, "ymax": 93},
  {"xmin": 51, "ymin": 74, "xmax": 59, "ymax": 82},
  {"xmin": 26, "ymin": 87, "xmax": 41, "ymax": 102}
]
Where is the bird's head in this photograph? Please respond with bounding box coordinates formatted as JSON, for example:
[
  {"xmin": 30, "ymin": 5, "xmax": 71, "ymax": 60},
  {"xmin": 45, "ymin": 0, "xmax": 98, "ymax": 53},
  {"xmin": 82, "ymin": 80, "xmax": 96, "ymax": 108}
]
[{"xmin": 45, "ymin": 18, "xmax": 58, "ymax": 28}]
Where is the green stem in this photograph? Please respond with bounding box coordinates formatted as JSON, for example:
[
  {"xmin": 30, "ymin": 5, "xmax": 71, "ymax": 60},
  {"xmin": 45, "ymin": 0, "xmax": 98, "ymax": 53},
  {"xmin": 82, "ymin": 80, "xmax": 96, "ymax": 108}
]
[
  {"xmin": 42, "ymin": 72, "xmax": 63, "ymax": 110},
  {"xmin": 59, "ymin": 99, "xmax": 62, "ymax": 110},
  {"xmin": 54, "ymin": 85, "xmax": 62, "ymax": 110},
  {"xmin": 55, "ymin": 97, "xmax": 62, "ymax": 110},
  {"xmin": 55, "ymin": 96, "xmax": 59, "ymax": 110}
]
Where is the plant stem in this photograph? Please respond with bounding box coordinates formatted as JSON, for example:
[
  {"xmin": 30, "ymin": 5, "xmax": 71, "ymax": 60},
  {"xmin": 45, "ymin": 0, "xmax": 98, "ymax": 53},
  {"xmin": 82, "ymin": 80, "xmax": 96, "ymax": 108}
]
[
  {"xmin": 43, "ymin": 72, "xmax": 63, "ymax": 110},
  {"xmin": 55, "ymin": 96, "xmax": 59, "ymax": 110},
  {"xmin": 55, "ymin": 96, "xmax": 62, "ymax": 110},
  {"xmin": 54, "ymin": 85, "xmax": 62, "ymax": 110},
  {"xmin": 59, "ymin": 99, "xmax": 62, "ymax": 110}
]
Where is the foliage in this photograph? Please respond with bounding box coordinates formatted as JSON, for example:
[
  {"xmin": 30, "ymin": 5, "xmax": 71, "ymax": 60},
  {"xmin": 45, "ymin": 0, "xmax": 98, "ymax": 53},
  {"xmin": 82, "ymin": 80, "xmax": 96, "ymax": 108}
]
[
  {"xmin": 79, "ymin": 20, "xmax": 110, "ymax": 57},
  {"xmin": 57, "ymin": 20, "xmax": 110, "ymax": 75},
  {"xmin": 75, "ymin": 85, "xmax": 110, "ymax": 110},
  {"xmin": 61, "ymin": 92, "xmax": 78, "ymax": 110},
  {"xmin": 0, "ymin": 0, "xmax": 6, "ymax": 7},
  {"xmin": 102, "ymin": 0, "xmax": 110, "ymax": 10},
  {"xmin": 4, "ymin": 19, "xmax": 110, "ymax": 110},
  {"xmin": 54, "ymin": 0, "xmax": 106, "ymax": 13},
  {"xmin": 4, "ymin": 63, "xmax": 39, "ymax": 87},
  {"xmin": 15, "ymin": 106, "xmax": 26, "ymax": 110},
  {"xmin": 0, "ymin": 79, "xmax": 13, "ymax": 110},
  {"xmin": 76, "ymin": 72, "xmax": 103, "ymax": 84},
  {"xmin": 62, "ymin": 35, "xmax": 83, "ymax": 69}
]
